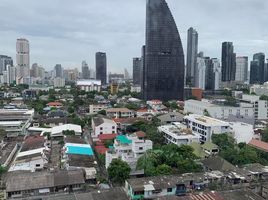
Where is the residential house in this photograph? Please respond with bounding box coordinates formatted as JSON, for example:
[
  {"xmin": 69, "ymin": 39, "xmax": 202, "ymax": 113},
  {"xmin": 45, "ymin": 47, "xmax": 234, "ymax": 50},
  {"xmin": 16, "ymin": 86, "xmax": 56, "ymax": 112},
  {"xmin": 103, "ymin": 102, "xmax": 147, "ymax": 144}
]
[
  {"xmin": 105, "ymin": 134, "xmax": 152, "ymax": 170},
  {"xmin": 106, "ymin": 108, "xmax": 135, "ymax": 118},
  {"xmin": 92, "ymin": 117, "xmax": 117, "ymax": 138},
  {"xmin": 89, "ymin": 104, "xmax": 109, "ymax": 114}
]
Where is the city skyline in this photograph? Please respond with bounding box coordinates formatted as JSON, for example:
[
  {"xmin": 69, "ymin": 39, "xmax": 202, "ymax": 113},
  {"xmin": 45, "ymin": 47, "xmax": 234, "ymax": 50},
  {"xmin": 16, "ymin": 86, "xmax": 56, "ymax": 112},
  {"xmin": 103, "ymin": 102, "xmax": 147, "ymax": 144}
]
[{"xmin": 0, "ymin": 0, "xmax": 268, "ymax": 72}]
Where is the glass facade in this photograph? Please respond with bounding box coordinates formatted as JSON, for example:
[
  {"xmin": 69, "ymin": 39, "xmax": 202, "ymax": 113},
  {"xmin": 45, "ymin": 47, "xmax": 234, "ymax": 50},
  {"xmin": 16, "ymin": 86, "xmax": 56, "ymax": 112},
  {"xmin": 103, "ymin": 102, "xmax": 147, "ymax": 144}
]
[{"xmin": 143, "ymin": 0, "xmax": 185, "ymax": 101}]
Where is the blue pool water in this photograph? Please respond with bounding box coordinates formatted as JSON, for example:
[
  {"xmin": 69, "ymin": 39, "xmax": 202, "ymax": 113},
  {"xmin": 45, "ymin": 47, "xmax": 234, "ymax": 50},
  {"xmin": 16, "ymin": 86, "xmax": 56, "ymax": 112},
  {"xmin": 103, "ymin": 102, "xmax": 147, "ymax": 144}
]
[{"xmin": 66, "ymin": 145, "xmax": 94, "ymax": 156}]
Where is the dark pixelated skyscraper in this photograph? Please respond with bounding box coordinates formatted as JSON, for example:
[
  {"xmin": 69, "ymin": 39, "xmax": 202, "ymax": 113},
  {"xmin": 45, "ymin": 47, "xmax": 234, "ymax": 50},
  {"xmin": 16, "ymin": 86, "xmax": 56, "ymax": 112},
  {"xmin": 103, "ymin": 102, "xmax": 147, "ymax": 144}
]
[
  {"xmin": 143, "ymin": 0, "xmax": 185, "ymax": 101},
  {"xmin": 133, "ymin": 58, "xmax": 142, "ymax": 85},
  {"xmin": 96, "ymin": 52, "xmax": 107, "ymax": 85},
  {"xmin": 250, "ymin": 53, "xmax": 265, "ymax": 84},
  {"xmin": 221, "ymin": 42, "xmax": 236, "ymax": 82}
]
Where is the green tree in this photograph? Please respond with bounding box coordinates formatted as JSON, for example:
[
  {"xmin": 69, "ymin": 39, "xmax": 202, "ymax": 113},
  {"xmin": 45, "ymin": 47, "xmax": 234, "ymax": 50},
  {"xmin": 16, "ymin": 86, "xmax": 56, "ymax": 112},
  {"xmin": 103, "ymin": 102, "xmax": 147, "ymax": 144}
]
[
  {"xmin": 68, "ymin": 106, "xmax": 75, "ymax": 114},
  {"xmin": 125, "ymin": 103, "xmax": 139, "ymax": 111},
  {"xmin": 108, "ymin": 159, "xmax": 131, "ymax": 184},
  {"xmin": 0, "ymin": 165, "xmax": 7, "ymax": 176},
  {"xmin": 260, "ymin": 95, "xmax": 268, "ymax": 101},
  {"xmin": 155, "ymin": 164, "xmax": 172, "ymax": 175},
  {"xmin": 262, "ymin": 128, "xmax": 268, "ymax": 142},
  {"xmin": 98, "ymin": 110, "xmax": 107, "ymax": 116},
  {"xmin": 224, "ymin": 96, "xmax": 237, "ymax": 106}
]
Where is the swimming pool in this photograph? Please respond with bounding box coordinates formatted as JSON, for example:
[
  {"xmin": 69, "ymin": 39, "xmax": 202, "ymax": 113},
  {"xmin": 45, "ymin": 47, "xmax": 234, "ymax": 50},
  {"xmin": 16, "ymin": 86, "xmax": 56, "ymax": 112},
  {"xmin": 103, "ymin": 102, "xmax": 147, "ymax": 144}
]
[{"xmin": 66, "ymin": 143, "xmax": 94, "ymax": 156}]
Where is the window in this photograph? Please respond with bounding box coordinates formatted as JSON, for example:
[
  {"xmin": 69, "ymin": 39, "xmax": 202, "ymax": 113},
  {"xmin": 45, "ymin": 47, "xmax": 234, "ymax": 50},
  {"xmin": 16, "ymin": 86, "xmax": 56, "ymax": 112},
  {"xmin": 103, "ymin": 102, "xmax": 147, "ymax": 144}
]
[
  {"xmin": 139, "ymin": 147, "xmax": 143, "ymax": 150},
  {"xmin": 112, "ymin": 131, "xmax": 115, "ymax": 134},
  {"xmin": 100, "ymin": 127, "xmax": 103, "ymax": 130},
  {"xmin": 167, "ymin": 188, "xmax": 173, "ymax": 192},
  {"xmin": 100, "ymin": 132, "xmax": 103, "ymax": 135},
  {"xmin": 112, "ymin": 126, "xmax": 115, "ymax": 129},
  {"xmin": 36, "ymin": 164, "xmax": 41, "ymax": 167},
  {"xmin": 152, "ymin": 189, "xmax": 162, "ymax": 194},
  {"xmin": 134, "ymin": 191, "xmax": 144, "ymax": 195}
]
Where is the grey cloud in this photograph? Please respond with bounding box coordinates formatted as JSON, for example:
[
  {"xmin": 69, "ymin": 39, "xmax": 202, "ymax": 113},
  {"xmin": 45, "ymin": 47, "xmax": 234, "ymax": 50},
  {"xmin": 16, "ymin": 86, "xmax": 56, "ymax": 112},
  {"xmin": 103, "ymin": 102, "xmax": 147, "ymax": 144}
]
[{"xmin": 0, "ymin": 0, "xmax": 267, "ymax": 72}]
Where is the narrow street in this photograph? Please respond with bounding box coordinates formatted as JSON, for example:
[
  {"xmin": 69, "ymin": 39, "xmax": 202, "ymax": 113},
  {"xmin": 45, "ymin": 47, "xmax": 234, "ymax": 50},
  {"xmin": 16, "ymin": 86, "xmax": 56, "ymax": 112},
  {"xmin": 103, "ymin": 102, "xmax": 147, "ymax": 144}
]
[{"xmin": 83, "ymin": 126, "xmax": 109, "ymax": 182}]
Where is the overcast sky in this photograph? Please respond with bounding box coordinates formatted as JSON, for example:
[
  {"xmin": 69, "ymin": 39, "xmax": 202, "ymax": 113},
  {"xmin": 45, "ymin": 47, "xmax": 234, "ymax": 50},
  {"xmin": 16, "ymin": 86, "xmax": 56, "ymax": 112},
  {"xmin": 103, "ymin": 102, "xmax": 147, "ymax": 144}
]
[{"xmin": 0, "ymin": 0, "xmax": 268, "ymax": 73}]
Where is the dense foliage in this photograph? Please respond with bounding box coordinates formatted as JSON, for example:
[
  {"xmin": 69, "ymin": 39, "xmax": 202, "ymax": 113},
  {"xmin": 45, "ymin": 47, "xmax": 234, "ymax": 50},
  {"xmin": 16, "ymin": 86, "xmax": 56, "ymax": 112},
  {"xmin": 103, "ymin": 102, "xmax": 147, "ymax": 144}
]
[
  {"xmin": 129, "ymin": 118, "xmax": 164, "ymax": 146},
  {"xmin": 107, "ymin": 159, "xmax": 131, "ymax": 185},
  {"xmin": 212, "ymin": 134, "xmax": 268, "ymax": 166},
  {"xmin": 136, "ymin": 144, "xmax": 202, "ymax": 176}
]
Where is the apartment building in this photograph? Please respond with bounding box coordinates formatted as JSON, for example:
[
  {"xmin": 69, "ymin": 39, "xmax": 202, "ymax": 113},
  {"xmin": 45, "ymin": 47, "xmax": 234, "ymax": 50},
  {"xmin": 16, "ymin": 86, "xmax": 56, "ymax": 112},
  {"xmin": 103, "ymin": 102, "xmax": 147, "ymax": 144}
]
[{"xmin": 158, "ymin": 122, "xmax": 200, "ymax": 146}]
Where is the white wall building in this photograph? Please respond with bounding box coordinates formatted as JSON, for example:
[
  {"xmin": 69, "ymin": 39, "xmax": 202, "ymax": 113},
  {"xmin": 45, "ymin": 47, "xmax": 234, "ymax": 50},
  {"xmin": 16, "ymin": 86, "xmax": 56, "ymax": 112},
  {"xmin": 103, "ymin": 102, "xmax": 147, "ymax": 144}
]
[
  {"xmin": 242, "ymin": 94, "xmax": 268, "ymax": 120},
  {"xmin": 105, "ymin": 134, "xmax": 152, "ymax": 169},
  {"xmin": 76, "ymin": 79, "xmax": 101, "ymax": 92},
  {"xmin": 91, "ymin": 117, "xmax": 117, "ymax": 138},
  {"xmin": 184, "ymin": 99, "xmax": 254, "ymax": 120},
  {"xmin": 0, "ymin": 108, "xmax": 34, "ymax": 137},
  {"xmin": 212, "ymin": 58, "xmax": 221, "ymax": 90},
  {"xmin": 235, "ymin": 57, "xmax": 248, "ymax": 82},
  {"xmin": 184, "ymin": 114, "xmax": 231, "ymax": 143},
  {"xmin": 54, "ymin": 77, "xmax": 65, "ymax": 88},
  {"xmin": 250, "ymin": 82, "xmax": 268, "ymax": 96},
  {"xmin": 131, "ymin": 86, "xmax": 141, "ymax": 93},
  {"xmin": 195, "ymin": 57, "xmax": 206, "ymax": 89},
  {"xmin": 229, "ymin": 122, "xmax": 254, "ymax": 144},
  {"xmin": 158, "ymin": 122, "xmax": 200, "ymax": 146},
  {"xmin": 89, "ymin": 104, "xmax": 109, "ymax": 114},
  {"xmin": 106, "ymin": 108, "xmax": 135, "ymax": 118},
  {"xmin": 9, "ymin": 148, "xmax": 48, "ymax": 172}
]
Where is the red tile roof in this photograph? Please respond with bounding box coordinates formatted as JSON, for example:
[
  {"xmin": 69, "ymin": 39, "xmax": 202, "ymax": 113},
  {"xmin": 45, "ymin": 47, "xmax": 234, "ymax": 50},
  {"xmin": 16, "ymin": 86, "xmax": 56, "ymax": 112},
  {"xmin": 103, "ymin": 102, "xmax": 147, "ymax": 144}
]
[
  {"xmin": 98, "ymin": 134, "xmax": 117, "ymax": 141},
  {"xmin": 137, "ymin": 108, "xmax": 148, "ymax": 113},
  {"xmin": 21, "ymin": 135, "xmax": 45, "ymax": 151},
  {"xmin": 135, "ymin": 131, "xmax": 146, "ymax": 138},
  {"xmin": 249, "ymin": 139, "xmax": 268, "ymax": 152},
  {"xmin": 95, "ymin": 147, "xmax": 108, "ymax": 154},
  {"xmin": 47, "ymin": 102, "xmax": 63, "ymax": 107}
]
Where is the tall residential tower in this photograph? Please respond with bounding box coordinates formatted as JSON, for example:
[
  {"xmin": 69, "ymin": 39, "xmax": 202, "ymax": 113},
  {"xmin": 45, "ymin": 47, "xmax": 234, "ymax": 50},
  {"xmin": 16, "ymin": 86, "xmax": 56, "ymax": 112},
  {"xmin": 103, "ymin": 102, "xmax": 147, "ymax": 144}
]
[
  {"xmin": 16, "ymin": 38, "xmax": 30, "ymax": 78},
  {"xmin": 95, "ymin": 52, "xmax": 107, "ymax": 85},
  {"xmin": 186, "ymin": 27, "xmax": 198, "ymax": 86}
]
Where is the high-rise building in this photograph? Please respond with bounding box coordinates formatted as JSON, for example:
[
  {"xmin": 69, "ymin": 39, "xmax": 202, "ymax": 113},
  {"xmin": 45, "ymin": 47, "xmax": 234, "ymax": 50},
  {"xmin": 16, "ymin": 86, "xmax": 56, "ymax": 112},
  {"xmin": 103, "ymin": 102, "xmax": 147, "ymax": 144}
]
[
  {"xmin": 212, "ymin": 58, "xmax": 221, "ymax": 90},
  {"xmin": 16, "ymin": 38, "xmax": 30, "ymax": 78},
  {"xmin": 96, "ymin": 52, "xmax": 107, "ymax": 85},
  {"xmin": 3, "ymin": 65, "xmax": 16, "ymax": 85},
  {"xmin": 186, "ymin": 27, "xmax": 198, "ymax": 86},
  {"xmin": 31, "ymin": 63, "xmax": 39, "ymax": 78},
  {"xmin": 264, "ymin": 60, "xmax": 268, "ymax": 82},
  {"xmin": 250, "ymin": 60, "xmax": 259, "ymax": 85},
  {"xmin": 133, "ymin": 58, "xmax": 142, "ymax": 85},
  {"xmin": 0, "ymin": 55, "xmax": 13, "ymax": 74},
  {"xmin": 141, "ymin": 45, "xmax": 146, "ymax": 94},
  {"xmin": 82, "ymin": 61, "xmax": 90, "ymax": 79},
  {"xmin": 54, "ymin": 64, "xmax": 63, "ymax": 78},
  {"xmin": 254, "ymin": 53, "xmax": 265, "ymax": 84},
  {"xmin": 195, "ymin": 56, "xmax": 206, "ymax": 90},
  {"xmin": 143, "ymin": 0, "xmax": 185, "ymax": 101},
  {"xmin": 221, "ymin": 42, "xmax": 236, "ymax": 82},
  {"xmin": 124, "ymin": 68, "xmax": 130, "ymax": 80},
  {"xmin": 250, "ymin": 53, "xmax": 265, "ymax": 84},
  {"xmin": 235, "ymin": 57, "xmax": 248, "ymax": 82},
  {"xmin": 205, "ymin": 57, "xmax": 214, "ymax": 90}
]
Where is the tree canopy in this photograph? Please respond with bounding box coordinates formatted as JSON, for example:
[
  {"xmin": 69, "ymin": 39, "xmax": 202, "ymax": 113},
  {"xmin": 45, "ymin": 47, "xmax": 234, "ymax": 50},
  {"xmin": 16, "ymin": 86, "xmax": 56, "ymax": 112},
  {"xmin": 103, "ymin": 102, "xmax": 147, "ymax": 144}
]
[
  {"xmin": 136, "ymin": 144, "xmax": 202, "ymax": 176},
  {"xmin": 212, "ymin": 134, "xmax": 268, "ymax": 166},
  {"xmin": 107, "ymin": 159, "xmax": 131, "ymax": 185}
]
